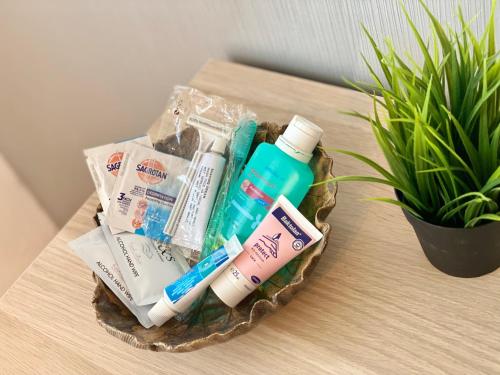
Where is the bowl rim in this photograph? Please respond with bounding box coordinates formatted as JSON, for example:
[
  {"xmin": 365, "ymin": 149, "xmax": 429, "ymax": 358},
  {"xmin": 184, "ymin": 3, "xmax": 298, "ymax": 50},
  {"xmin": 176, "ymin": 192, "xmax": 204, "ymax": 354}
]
[{"xmin": 92, "ymin": 122, "xmax": 338, "ymax": 352}]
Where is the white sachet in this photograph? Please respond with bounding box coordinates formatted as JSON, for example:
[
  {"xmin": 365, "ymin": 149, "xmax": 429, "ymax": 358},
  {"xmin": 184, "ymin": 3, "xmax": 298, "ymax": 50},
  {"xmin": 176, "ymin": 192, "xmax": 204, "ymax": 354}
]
[
  {"xmin": 106, "ymin": 143, "xmax": 190, "ymax": 242},
  {"xmin": 69, "ymin": 227, "xmax": 154, "ymax": 328},
  {"xmin": 84, "ymin": 135, "xmax": 152, "ymax": 214},
  {"xmin": 99, "ymin": 214, "xmax": 190, "ymax": 306}
]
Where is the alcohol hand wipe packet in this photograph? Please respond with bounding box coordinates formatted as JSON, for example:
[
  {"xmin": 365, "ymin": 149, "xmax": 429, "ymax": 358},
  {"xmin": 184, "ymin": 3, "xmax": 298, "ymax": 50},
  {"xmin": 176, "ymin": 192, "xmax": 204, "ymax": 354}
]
[
  {"xmin": 68, "ymin": 227, "xmax": 154, "ymax": 328},
  {"xmin": 107, "ymin": 143, "xmax": 190, "ymax": 242},
  {"xmin": 99, "ymin": 214, "xmax": 190, "ymax": 306},
  {"xmin": 84, "ymin": 136, "xmax": 152, "ymax": 214}
]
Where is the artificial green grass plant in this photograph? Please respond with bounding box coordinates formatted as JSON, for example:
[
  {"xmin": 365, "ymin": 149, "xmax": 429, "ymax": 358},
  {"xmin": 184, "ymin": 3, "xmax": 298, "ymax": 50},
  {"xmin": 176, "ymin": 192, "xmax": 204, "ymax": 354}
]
[{"xmin": 326, "ymin": 0, "xmax": 500, "ymax": 228}]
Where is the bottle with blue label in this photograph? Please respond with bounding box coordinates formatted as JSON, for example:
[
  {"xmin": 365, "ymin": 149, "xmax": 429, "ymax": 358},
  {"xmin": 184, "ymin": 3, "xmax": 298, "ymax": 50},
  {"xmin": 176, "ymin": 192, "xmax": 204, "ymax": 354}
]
[{"xmin": 222, "ymin": 115, "xmax": 323, "ymax": 243}]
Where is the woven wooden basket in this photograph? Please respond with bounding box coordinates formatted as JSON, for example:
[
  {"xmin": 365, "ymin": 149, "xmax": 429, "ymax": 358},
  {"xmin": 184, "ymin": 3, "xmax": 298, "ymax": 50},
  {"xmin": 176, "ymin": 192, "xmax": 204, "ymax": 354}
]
[{"xmin": 92, "ymin": 122, "xmax": 337, "ymax": 352}]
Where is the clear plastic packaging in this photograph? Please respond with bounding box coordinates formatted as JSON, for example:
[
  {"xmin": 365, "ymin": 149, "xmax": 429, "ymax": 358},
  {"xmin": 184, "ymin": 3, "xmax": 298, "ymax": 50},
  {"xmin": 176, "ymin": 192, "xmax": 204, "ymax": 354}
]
[
  {"xmin": 170, "ymin": 137, "xmax": 227, "ymax": 252},
  {"xmin": 108, "ymin": 86, "xmax": 256, "ymax": 262}
]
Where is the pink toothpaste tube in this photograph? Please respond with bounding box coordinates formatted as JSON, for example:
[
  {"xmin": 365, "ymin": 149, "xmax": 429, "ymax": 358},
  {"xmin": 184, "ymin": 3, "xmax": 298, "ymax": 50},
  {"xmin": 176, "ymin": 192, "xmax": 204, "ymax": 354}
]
[{"xmin": 211, "ymin": 195, "xmax": 323, "ymax": 307}]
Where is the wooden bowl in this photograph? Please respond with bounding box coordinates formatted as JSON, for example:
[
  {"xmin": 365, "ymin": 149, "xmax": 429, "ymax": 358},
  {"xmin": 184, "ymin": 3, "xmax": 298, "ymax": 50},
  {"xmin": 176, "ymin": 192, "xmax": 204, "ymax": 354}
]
[{"xmin": 92, "ymin": 122, "xmax": 337, "ymax": 352}]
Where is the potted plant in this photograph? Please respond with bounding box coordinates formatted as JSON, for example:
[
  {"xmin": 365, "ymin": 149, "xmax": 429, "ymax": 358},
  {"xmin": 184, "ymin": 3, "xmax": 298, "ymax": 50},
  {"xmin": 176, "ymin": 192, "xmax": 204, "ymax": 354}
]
[{"xmin": 326, "ymin": 0, "xmax": 500, "ymax": 277}]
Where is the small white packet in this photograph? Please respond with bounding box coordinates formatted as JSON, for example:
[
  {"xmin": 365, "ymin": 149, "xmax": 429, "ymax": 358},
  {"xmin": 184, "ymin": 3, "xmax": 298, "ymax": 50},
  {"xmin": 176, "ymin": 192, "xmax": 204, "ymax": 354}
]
[
  {"xmin": 107, "ymin": 143, "xmax": 190, "ymax": 242},
  {"xmin": 84, "ymin": 136, "xmax": 152, "ymax": 214},
  {"xmin": 68, "ymin": 227, "xmax": 154, "ymax": 328},
  {"xmin": 99, "ymin": 214, "xmax": 190, "ymax": 306}
]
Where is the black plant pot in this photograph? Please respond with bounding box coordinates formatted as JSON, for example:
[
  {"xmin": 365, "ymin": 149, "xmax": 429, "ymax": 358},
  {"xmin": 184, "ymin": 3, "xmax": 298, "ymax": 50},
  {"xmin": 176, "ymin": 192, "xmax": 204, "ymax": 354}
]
[{"xmin": 401, "ymin": 208, "xmax": 500, "ymax": 278}]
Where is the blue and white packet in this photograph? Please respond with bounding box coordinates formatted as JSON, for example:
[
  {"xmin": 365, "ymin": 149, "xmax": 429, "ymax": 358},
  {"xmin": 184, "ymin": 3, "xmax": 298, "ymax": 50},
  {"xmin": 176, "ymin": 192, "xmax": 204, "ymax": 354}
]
[{"xmin": 107, "ymin": 143, "xmax": 190, "ymax": 242}]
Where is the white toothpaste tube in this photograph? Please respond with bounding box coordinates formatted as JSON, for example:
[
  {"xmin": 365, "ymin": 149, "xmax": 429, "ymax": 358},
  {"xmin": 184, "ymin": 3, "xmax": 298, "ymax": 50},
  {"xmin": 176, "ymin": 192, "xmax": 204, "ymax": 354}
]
[
  {"xmin": 69, "ymin": 227, "xmax": 155, "ymax": 328},
  {"xmin": 171, "ymin": 137, "xmax": 227, "ymax": 255},
  {"xmin": 107, "ymin": 143, "xmax": 190, "ymax": 242},
  {"xmin": 147, "ymin": 235, "xmax": 243, "ymax": 327},
  {"xmin": 84, "ymin": 136, "xmax": 152, "ymax": 214},
  {"xmin": 99, "ymin": 214, "xmax": 190, "ymax": 306}
]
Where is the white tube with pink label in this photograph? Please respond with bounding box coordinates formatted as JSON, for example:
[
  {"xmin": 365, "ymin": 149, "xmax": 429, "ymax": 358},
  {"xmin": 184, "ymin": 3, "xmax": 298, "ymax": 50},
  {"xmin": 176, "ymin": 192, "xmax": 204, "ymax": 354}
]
[{"xmin": 210, "ymin": 195, "xmax": 323, "ymax": 307}]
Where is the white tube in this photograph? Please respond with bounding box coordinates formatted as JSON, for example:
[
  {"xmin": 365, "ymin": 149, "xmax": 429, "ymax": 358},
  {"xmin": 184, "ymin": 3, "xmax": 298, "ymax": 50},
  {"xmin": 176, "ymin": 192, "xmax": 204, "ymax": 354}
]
[
  {"xmin": 147, "ymin": 235, "xmax": 243, "ymax": 327},
  {"xmin": 171, "ymin": 137, "xmax": 227, "ymax": 253},
  {"xmin": 163, "ymin": 114, "xmax": 231, "ymax": 237},
  {"xmin": 163, "ymin": 149, "xmax": 203, "ymax": 237}
]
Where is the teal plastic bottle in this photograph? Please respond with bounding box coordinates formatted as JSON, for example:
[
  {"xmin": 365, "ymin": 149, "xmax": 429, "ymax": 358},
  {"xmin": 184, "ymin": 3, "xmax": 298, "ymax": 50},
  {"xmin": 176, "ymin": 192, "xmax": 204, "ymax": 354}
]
[{"xmin": 222, "ymin": 115, "xmax": 323, "ymax": 243}]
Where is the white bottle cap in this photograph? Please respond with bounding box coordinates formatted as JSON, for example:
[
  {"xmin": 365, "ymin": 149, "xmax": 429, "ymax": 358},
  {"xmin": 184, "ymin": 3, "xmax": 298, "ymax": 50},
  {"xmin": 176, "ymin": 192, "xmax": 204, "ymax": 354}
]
[
  {"xmin": 147, "ymin": 297, "xmax": 177, "ymax": 326},
  {"xmin": 275, "ymin": 115, "xmax": 323, "ymax": 163},
  {"xmin": 211, "ymin": 137, "xmax": 227, "ymax": 155},
  {"xmin": 210, "ymin": 264, "xmax": 253, "ymax": 308}
]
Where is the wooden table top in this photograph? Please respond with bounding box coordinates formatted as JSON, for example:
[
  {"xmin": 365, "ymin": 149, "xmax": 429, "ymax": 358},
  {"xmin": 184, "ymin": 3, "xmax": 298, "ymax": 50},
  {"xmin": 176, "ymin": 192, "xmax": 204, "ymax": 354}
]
[{"xmin": 2, "ymin": 60, "xmax": 499, "ymax": 374}]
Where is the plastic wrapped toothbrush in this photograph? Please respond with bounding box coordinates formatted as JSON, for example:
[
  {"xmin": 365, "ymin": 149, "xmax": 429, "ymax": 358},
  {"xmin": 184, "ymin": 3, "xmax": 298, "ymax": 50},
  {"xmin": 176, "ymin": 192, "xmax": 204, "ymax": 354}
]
[{"xmin": 104, "ymin": 86, "xmax": 257, "ymax": 262}]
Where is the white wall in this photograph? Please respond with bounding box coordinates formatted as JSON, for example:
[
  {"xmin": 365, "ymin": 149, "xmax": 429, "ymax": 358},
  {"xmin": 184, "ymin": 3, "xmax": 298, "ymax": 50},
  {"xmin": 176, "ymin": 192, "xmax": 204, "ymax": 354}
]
[{"xmin": 0, "ymin": 0, "xmax": 496, "ymax": 225}]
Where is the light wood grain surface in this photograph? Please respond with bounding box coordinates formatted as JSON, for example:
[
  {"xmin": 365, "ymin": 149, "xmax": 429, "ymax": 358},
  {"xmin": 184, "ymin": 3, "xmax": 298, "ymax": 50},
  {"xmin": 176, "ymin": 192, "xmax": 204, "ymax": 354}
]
[{"xmin": 1, "ymin": 60, "xmax": 499, "ymax": 374}]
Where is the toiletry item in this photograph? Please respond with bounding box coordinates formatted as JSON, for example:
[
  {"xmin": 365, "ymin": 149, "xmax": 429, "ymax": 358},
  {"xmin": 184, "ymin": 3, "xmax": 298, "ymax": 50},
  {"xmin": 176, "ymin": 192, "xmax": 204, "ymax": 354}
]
[
  {"xmin": 221, "ymin": 115, "xmax": 323, "ymax": 243},
  {"xmin": 201, "ymin": 120, "xmax": 257, "ymax": 259},
  {"xmin": 84, "ymin": 136, "xmax": 152, "ymax": 214},
  {"xmin": 147, "ymin": 235, "xmax": 243, "ymax": 326},
  {"xmin": 171, "ymin": 137, "xmax": 227, "ymax": 252},
  {"xmin": 226, "ymin": 120, "xmax": 258, "ymax": 201},
  {"xmin": 99, "ymin": 214, "xmax": 190, "ymax": 306},
  {"xmin": 211, "ymin": 195, "xmax": 323, "ymax": 308},
  {"xmin": 163, "ymin": 114, "xmax": 232, "ymax": 238},
  {"xmin": 107, "ymin": 143, "xmax": 190, "ymax": 242},
  {"xmin": 69, "ymin": 227, "xmax": 155, "ymax": 328}
]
